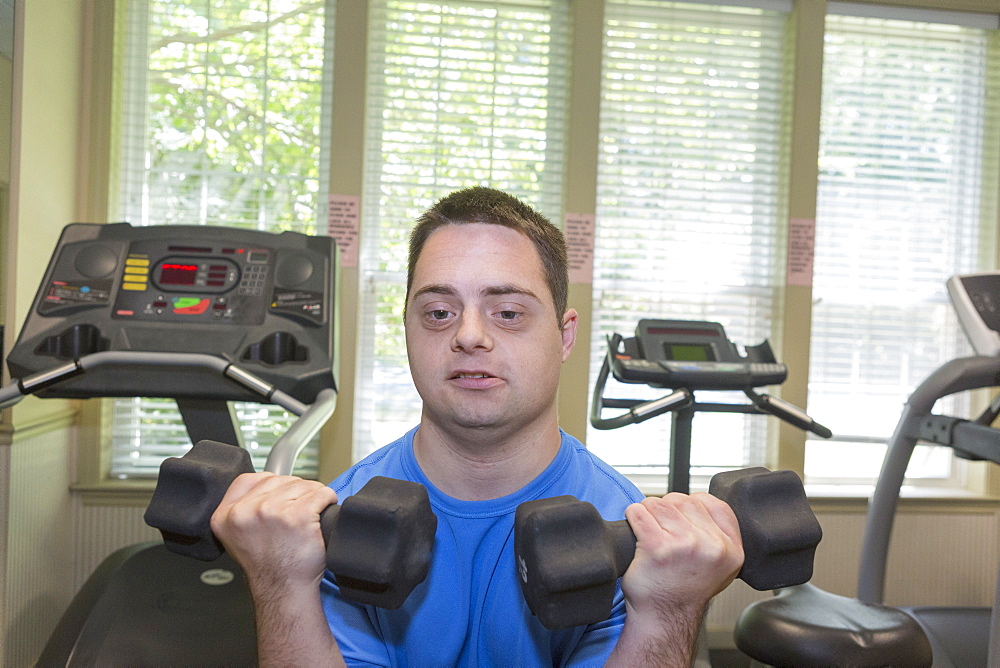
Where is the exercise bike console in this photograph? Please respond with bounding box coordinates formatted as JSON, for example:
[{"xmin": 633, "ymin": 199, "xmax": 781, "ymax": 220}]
[
  {"xmin": 611, "ymin": 319, "xmax": 788, "ymax": 390},
  {"xmin": 947, "ymin": 271, "xmax": 1000, "ymax": 357},
  {"xmin": 591, "ymin": 319, "xmax": 830, "ymax": 493}
]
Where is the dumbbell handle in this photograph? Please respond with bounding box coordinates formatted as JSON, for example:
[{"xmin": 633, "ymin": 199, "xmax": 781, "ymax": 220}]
[
  {"xmin": 603, "ymin": 468, "xmax": 821, "ymax": 591},
  {"xmin": 605, "ymin": 520, "xmax": 638, "ymax": 581}
]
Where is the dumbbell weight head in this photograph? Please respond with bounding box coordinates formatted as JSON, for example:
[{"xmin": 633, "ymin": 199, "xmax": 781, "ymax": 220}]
[
  {"xmin": 708, "ymin": 467, "xmax": 822, "ymax": 590},
  {"xmin": 144, "ymin": 439, "xmax": 253, "ymax": 561},
  {"xmin": 515, "ymin": 496, "xmax": 636, "ymax": 630},
  {"xmin": 322, "ymin": 476, "xmax": 438, "ymax": 609}
]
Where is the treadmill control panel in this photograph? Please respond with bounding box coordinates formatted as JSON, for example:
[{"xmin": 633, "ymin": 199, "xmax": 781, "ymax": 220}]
[
  {"xmin": 8, "ymin": 223, "xmax": 339, "ymax": 403},
  {"xmin": 611, "ymin": 319, "xmax": 787, "ymax": 390},
  {"xmin": 38, "ymin": 239, "xmax": 325, "ymax": 327}
]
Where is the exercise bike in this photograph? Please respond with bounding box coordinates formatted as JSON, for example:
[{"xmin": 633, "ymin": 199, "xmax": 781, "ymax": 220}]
[
  {"xmin": 1, "ymin": 222, "xmax": 340, "ymax": 666},
  {"xmin": 589, "ymin": 319, "xmax": 834, "ymax": 665},
  {"xmin": 590, "ymin": 318, "xmax": 832, "ymax": 493}
]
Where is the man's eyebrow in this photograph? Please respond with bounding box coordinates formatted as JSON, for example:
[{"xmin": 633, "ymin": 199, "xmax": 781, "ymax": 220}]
[
  {"xmin": 409, "ymin": 283, "xmax": 543, "ymax": 303},
  {"xmin": 410, "ymin": 284, "xmax": 457, "ymax": 302},
  {"xmin": 482, "ymin": 284, "xmax": 542, "ymax": 302}
]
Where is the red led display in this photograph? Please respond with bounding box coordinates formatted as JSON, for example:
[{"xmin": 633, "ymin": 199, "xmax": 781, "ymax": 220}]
[{"xmin": 159, "ymin": 263, "xmax": 199, "ymax": 286}]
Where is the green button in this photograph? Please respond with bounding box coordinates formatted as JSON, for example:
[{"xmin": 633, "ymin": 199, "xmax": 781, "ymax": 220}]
[{"xmin": 174, "ymin": 297, "xmax": 201, "ymax": 309}]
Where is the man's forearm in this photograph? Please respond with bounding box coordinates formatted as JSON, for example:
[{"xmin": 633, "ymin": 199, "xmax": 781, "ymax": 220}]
[
  {"xmin": 251, "ymin": 582, "xmax": 346, "ymax": 668},
  {"xmin": 604, "ymin": 601, "xmax": 705, "ymax": 668}
]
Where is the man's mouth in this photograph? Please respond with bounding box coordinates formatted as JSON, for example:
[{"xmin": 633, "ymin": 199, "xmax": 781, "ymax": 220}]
[{"xmin": 452, "ymin": 372, "xmax": 493, "ymax": 379}]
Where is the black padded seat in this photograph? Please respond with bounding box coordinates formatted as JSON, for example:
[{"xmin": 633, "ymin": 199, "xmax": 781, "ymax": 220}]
[
  {"xmin": 37, "ymin": 541, "xmax": 257, "ymax": 667},
  {"xmin": 734, "ymin": 583, "xmax": 933, "ymax": 667}
]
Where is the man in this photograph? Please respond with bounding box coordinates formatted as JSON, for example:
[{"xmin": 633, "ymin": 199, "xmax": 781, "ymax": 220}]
[{"xmin": 212, "ymin": 187, "xmax": 743, "ymax": 666}]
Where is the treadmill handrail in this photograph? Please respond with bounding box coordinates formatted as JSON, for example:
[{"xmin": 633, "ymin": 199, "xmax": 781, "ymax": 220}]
[
  {"xmin": 858, "ymin": 355, "xmax": 1000, "ymax": 604},
  {"xmin": 1, "ymin": 350, "xmax": 337, "ymax": 476},
  {"xmin": 265, "ymin": 388, "xmax": 337, "ymax": 475},
  {"xmin": 3, "ymin": 350, "xmax": 309, "ymax": 414}
]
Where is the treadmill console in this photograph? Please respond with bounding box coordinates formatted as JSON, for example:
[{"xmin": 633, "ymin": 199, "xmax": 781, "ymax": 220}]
[
  {"xmin": 6, "ymin": 223, "xmax": 338, "ymax": 403},
  {"xmin": 611, "ymin": 319, "xmax": 787, "ymax": 390},
  {"xmin": 947, "ymin": 272, "xmax": 1000, "ymax": 357}
]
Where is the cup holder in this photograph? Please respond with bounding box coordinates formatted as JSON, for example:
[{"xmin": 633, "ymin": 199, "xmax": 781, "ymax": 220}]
[
  {"xmin": 242, "ymin": 332, "xmax": 308, "ymax": 366},
  {"xmin": 35, "ymin": 324, "xmax": 109, "ymax": 359}
]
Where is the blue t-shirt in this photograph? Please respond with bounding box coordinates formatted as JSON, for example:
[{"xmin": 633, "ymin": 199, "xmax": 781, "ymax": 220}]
[{"xmin": 321, "ymin": 427, "xmax": 644, "ymax": 667}]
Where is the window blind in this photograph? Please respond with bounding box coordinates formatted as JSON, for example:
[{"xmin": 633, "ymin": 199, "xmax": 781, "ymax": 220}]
[
  {"xmin": 805, "ymin": 10, "xmax": 1000, "ymax": 482},
  {"xmin": 354, "ymin": 0, "xmax": 569, "ymax": 461},
  {"xmin": 588, "ymin": 0, "xmax": 790, "ymax": 488},
  {"xmin": 110, "ymin": 0, "xmax": 334, "ymax": 478}
]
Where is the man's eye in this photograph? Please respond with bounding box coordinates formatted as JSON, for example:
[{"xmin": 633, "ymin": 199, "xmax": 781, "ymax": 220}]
[
  {"xmin": 430, "ymin": 310, "xmax": 450, "ymax": 320},
  {"xmin": 499, "ymin": 310, "xmax": 519, "ymax": 320}
]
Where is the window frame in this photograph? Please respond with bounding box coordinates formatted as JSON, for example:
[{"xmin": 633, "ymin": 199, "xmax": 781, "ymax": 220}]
[
  {"xmin": 803, "ymin": 2, "xmax": 1000, "ymax": 490},
  {"xmin": 75, "ymin": 0, "xmax": 337, "ymax": 489},
  {"xmin": 586, "ymin": 0, "xmax": 794, "ymax": 495},
  {"xmin": 70, "ymin": 0, "xmax": 1000, "ymax": 501}
]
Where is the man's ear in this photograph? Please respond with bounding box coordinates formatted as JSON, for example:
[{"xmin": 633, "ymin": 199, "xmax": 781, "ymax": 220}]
[{"xmin": 560, "ymin": 309, "xmax": 579, "ymax": 362}]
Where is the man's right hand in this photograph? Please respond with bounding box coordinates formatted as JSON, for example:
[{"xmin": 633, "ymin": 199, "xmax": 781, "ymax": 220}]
[
  {"xmin": 210, "ymin": 472, "xmax": 339, "ymax": 593},
  {"xmin": 210, "ymin": 473, "xmax": 347, "ymax": 667}
]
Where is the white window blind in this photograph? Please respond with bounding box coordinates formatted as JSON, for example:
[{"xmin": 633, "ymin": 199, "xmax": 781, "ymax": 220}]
[
  {"xmin": 110, "ymin": 0, "xmax": 334, "ymax": 478},
  {"xmin": 588, "ymin": 0, "xmax": 790, "ymax": 489},
  {"xmin": 805, "ymin": 9, "xmax": 1000, "ymax": 483},
  {"xmin": 354, "ymin": 0, "xmax": 569, "ymax": 460}
]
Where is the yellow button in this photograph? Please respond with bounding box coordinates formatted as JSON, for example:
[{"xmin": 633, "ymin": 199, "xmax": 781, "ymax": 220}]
[
  {"xmin": 124, "ymin": 266, "xmax": 148, "ymax": 275},
  {"xmin": 121, "ymin": 282, "xmax": 147, "ymax": 291},
  {"xmin": 125, "ymin": 258, "xmax": 150, "ymax": 267}
]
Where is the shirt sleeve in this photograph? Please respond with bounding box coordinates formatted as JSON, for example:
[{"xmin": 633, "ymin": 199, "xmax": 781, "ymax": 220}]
[{"xmin": 320, "ymin": 575, "xmax": 391, "ymax": 667}]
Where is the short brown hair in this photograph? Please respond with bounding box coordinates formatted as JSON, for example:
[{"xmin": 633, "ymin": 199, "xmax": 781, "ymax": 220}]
[{"xmin": 406, "ymin": 187, "xmax": 568, "ymax": 322}]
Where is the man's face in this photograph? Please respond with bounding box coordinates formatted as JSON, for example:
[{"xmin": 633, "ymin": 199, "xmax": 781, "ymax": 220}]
[{"xmin": 404, "ymin": 223, "xmax": 577, "ymax": 440}]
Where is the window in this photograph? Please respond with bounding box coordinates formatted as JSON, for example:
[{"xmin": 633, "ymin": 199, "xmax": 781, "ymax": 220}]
[
  {"xmin": 588, "ymin": 0, "xmax": 791, "ymax": 489},
  {"xmin": 805, "ymin": 6, "xmax": 1000, "ymax": 483},
  {"xmin": 353, "ymin": 0, "xmax": 570, "ymax": 460},
  {"xmin": 110, "ymin": 0, "xmax": 334, "ymax": 478}
]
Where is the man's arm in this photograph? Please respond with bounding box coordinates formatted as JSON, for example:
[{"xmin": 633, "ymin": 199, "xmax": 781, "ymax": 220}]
[
  {"xmin": 211, "ymin": 472, "xmax": 347, "ymax": 668},
  {"xmin": 605, "ymin": 493, "xmax": 744, "ymax": 667}
]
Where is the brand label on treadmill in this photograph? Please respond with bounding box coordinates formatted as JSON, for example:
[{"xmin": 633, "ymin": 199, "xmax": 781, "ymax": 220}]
[
  {"xmin": 271, "ymin": 289, "xmax": 324, "ymax": 323},
  {"xmin": 200, "ymin": 569, "xmax": 235, "ymax": 586}
]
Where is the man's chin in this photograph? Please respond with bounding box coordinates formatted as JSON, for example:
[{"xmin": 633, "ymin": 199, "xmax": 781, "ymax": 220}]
[{"xmin": 451, "ymin": 413, "xmax": 506, "ymax": 432}]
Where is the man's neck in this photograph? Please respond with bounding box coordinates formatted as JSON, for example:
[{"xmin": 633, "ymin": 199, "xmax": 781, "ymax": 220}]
[{"xmin": 411, "ymin": 417, "xmax": 562, "ymax": 501}]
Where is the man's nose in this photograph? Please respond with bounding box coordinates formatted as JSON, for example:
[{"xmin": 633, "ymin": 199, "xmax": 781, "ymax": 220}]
[{"xmin": 452, "ymin": 311, "xmax": 493, "ymax": 352}]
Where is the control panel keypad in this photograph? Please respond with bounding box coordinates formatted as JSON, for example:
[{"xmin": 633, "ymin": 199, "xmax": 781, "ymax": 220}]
[{"xmin": 239, "ymin": 264, "xmax": 269, "ymax": 296}]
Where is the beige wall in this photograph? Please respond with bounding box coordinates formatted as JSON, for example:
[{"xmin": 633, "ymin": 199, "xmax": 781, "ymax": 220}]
[{"xmin": 1, "ymin": 0, "xmax": 84, "ymax": 664}]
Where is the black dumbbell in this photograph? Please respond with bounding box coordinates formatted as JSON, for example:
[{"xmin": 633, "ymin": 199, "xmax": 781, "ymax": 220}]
[
  {"xmin": 514, "ymin": 467, "xmax": 822, "ymax": 629},
  {"xmin": 143, "ymin": 440, "xmax": 437, "ymax": 609}
]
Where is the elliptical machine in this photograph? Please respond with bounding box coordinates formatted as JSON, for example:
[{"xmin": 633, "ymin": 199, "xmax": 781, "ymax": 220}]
[{"xmin": 733, "ymin": 272, "xmax": 1000, "ymax": 667}]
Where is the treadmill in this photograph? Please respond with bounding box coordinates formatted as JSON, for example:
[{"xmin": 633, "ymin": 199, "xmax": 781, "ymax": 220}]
[{"xmin": 1, "ymin": 222, "xmax": 339, "ymax": 666}]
